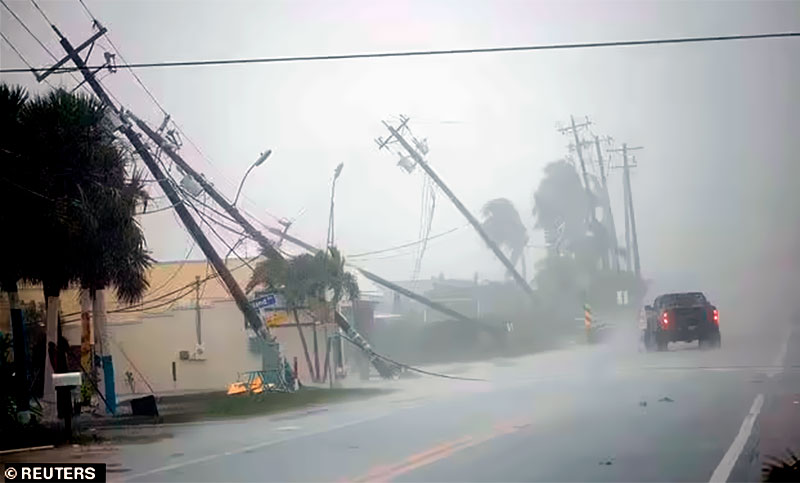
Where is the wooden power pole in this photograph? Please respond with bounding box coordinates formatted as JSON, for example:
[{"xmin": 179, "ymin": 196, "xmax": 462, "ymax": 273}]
[
  {"xmin": 594, "ymin": 136, "xmax": 620, "ymax": 272},
  {"xmin": 609, "ymin": 143, "xmax": 643, "ymax": 276}
]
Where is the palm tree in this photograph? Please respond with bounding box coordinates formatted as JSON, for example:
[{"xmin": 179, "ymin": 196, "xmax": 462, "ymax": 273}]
[
  {"xmin": 3, "ymin": 86, "xmax": 150, "ymax": 418},
  {"xmin": 532, "ymin": 160, "xmax": 608, "ymax": 269},
  {"xmin": 0, "ymin": 84, "xmax": 31, "ymax": 414},
  {"xmin": 481, "ymin": 198, "xmax": 529, "ymax": 278},
  {"xmin": 532, "ymin": 160, "xmax": 587, "ymax": 250},
  {"xmin": 247, "ymin": 247, "xmax": 359, "ymax": 382}
]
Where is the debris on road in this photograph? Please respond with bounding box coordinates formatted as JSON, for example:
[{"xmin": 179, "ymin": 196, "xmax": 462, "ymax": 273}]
[
  {"xmin": 658, "ymin": 396, "xmax": 674, "ymax": 402},
  {"xmin": 639, "ymin": 401, "xmax": 648, "ymax": 407}
]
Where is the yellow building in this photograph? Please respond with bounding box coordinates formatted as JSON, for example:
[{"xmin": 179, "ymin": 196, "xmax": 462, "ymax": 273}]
[{"xmin": 1, "ymin": 259, "xmax": 336, "ymax": 395}]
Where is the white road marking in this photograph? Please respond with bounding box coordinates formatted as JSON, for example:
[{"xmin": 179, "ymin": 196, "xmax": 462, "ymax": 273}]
[
  {"xmin": 709, "ymin": 393, "xmax": 764, "ymax": 483},
  {"xmin": 125, "ymin": 412, "xmax": 392, "ymax": 481},
  {"xmin": 767, "ymin": 335, "xmax": 790, "ymax": 378}
]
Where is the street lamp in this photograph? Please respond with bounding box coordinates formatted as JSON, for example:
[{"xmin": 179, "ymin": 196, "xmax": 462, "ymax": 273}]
[
  {"xmin": 324, "ymin": 162, "xmax": 344, "ymax": 386},
  {"xmin": 327, "ymin": 162, "xmax": 344, "ymax": 248},
  {"xmin": 233, "ymin": 149, "xmax": 272, "ymax": 206}
]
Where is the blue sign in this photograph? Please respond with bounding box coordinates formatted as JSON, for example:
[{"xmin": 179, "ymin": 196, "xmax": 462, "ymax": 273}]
[{"xmin": 252, "ymin": 293, "xmax": 277, "ymax": 310}]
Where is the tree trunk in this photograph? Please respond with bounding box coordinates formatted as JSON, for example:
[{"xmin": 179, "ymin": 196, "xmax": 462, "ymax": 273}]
[
  {"xmin": 93, "ymin": 289, "xmax": 108, "ymax": 357},
  {"xmin": 42, "ymin": 283, "xmax": 60, "ymax": 422},
  {"xmin": 292, "ymin": 308, "xmax": 314, "ymax": 383},
  {"xmin": 312, "ymin": 323, "xmax": 320, "ymax": 382},
  {"xmin": 79, "ymin": 290, "xmax": 93, "ymax": 403},
  {"xmin": 6, "ymin": 283, "xmax": 30, "ymax": 413}
]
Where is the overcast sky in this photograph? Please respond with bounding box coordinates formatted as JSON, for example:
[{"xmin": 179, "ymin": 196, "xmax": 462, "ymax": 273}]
[{"xmin": 2, "ymin": 0, "xmax": 799, "ymax": 315}]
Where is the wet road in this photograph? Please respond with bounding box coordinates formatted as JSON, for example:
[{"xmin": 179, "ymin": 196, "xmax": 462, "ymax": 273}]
[{"xmin": 108, "ymin": 322, "xmax": 798, "ymax": 482}]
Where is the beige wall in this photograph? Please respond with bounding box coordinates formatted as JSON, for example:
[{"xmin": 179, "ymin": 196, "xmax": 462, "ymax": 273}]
[{"xmin": 62, "ymin": 301, "xmax": 330, "ymax": 395}]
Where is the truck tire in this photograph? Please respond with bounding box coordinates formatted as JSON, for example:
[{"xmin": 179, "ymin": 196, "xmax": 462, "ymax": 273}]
[
  {"xmin": 700, "ymin": 332, "xmax": 721, "ymax": 349},
  {"xmin": 643, "ymin": 331, "xmax": 655, "ymax": 352},
  {"xmin": 657, "ymin": 338, "xmax": 668, "ymax": 352}
]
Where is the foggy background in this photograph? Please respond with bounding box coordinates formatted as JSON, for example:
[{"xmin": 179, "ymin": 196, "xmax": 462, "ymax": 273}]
[{"xmin": 2, "ymin": 0, "xmax": 798, "ymax": 336}]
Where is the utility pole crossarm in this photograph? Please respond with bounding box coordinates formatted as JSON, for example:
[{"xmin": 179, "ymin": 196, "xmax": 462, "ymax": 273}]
[{"xmin": 381, "ymin": 120, "xmax": 536, "ymax": 300}]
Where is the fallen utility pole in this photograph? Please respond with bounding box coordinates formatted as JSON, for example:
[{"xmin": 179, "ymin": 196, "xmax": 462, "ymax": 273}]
[
  {"xmin": 609, "ymin": 143, "xmax": 643, "ymax": 276},
  {"xmin": 258, "ymin": 225, "xmax": 480, "ymax": 326},
  {"xmin": 49, "ymin": 27, "xmax": 268, "ymax": 339},
  {"xmin": 377, "ymin": 117, "xmax": 535, "ymax": 300},
  {"xmin": 357, "ymin": 269, "xmax": 476, "ymax": 325}
]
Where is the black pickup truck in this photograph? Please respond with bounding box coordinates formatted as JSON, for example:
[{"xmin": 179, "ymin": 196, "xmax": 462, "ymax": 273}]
[{"xmin": 642, "ymin": 292, "xmax": 721, "ymax": 351}]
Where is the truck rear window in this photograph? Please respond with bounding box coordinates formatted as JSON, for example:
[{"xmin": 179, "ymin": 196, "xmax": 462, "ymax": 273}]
[{"xmin": 661, "ymin": 293, "xmax": 706, "ymax": 307}]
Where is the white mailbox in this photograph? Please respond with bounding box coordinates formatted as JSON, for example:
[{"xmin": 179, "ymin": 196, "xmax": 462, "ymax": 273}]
[{"xmin": 52, "ymin": 372, "xmax": 82, "ymax": 388}]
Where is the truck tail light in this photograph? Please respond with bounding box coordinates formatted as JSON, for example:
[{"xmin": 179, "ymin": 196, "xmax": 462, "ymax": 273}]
[
  {"xmin": 661, "ymin": 311, "xmax": 669, "ymax": 328},
  {"xmin": 713, "ymin": 309, "xmax": 719, "ymax": 324}
]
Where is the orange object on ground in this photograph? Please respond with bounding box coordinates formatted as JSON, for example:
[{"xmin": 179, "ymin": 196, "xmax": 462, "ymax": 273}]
[{"xmin": 226, "ymin": 381, "xmax": 248, "ymax": 396}]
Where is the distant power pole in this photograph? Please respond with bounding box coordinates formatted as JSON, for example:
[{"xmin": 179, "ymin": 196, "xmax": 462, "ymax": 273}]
[
  {"xmin": 594, "ymin": 135, "xmax": 619, "ymax": 272},
  {"xmin": 609, "ymin": 143, "xmax": 643, "ymax": 276},
  {"xmin": 558, "ymin": 116, "xmax": 593, "ymax": 197},
  {"xmin": 376, "ymin": 115, "xmax": 536, "ymax": 300}
]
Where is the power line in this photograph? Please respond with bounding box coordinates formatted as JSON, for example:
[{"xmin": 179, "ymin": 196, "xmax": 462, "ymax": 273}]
[
  {"xmin": 145, "ymin": 240, "xmax": 197, "ymax": 298},
  {"xmin": 28, "ymin": 0, "xmax": 55, "ymax": 27},
  {"xmin": 3, "ymin": 0, "xmax": 93, "ymax": 94},
  {"xmin": 349, "ymin": 225, "xmax": 466, "ymax": 258},
  {"xmin": 135, "ymin": 200, "xmax": 183, "ymax": 215},
  {"xmin": 72, "ymin": 1, "xmax": 288, "ymax": 232},
  {"xmin": 61, "ymin": 256, "xmax": 256, "ymax": 322},
  {"xmin": 182, "ymin": 193, "xmax": 255, "ymax": 271},
  {"xmin": 0, "ymin": 31, "xmax": 56, "ymax": 89},
  {"xmin": 75, "ymin": 0, "xmax": 169, "ymax": 115},
  {"xmin": 2, "ymin": 31, "xmax": 797, "ymax": 75},
  {"xmin": 1, "ymin": 0, "xmax": 58, "ymax": 60}
]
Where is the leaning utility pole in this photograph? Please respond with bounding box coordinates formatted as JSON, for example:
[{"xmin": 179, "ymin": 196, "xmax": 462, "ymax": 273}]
[
  {"xmin": 559, "ymin": 116, "xmax": 593, "ymax": 197},
  {"xmin": 46, "ymin": 26, "xmax": 269, "ymax": 339},
  {"xmin": 377, "ymin": 116, "xmax": 535, "ymax": 300},
  {"xmin": 609, "ymin": 143, "xmax": 643, "ymax": 276},
  {"xmin": 594, "ymin": 136, "xmax": 608, "ymax": 189}
]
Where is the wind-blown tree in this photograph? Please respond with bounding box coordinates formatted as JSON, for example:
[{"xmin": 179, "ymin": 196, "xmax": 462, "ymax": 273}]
[
  {"xmin": 3, "ymin": 86, "xmax": 151, "ymax": 418},
  {"xmin": 246, "ymin": 247, "xmax": 359, "ymax": 381},
  {"xmin": 481, "ymin": 198, "xmax": 529, "ymax": 278},
  {"xmin": 532, "ymin": 160, "xmax": 607, "ymax": 270}
]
